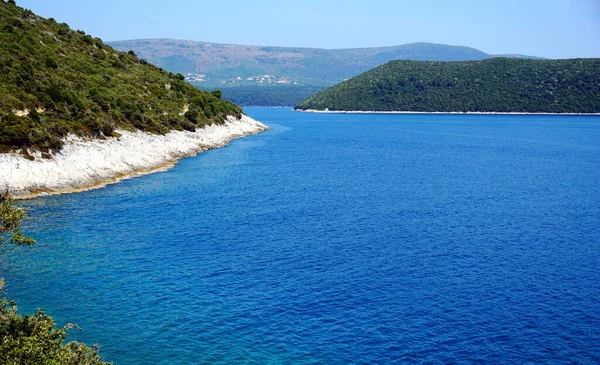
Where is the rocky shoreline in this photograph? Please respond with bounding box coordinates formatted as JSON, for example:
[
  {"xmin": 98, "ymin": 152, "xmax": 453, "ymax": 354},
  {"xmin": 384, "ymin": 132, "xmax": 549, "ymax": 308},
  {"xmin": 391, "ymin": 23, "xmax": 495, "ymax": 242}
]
[
  {"xmin": 0, "ymin": 114, "xmax": 268, "ymax": 199},
  {"xmin": 298, "ymin": 109, "xmax": 600, "ymax": 116}
]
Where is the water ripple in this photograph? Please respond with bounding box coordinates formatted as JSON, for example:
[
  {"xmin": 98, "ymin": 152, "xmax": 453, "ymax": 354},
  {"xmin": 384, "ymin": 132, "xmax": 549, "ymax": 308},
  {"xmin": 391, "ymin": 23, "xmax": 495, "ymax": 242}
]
[{"xmin": 3, "ymin": 109, "xmax": 600, "ymax": 364}]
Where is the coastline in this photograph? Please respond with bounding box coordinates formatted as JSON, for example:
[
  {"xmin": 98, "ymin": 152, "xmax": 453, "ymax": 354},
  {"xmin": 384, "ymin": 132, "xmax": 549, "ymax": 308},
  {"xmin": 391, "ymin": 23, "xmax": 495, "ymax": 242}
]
[
  {"xmin": 297, "ymin": 109, "xmax": 600, "ymax": 116},
  {"xmin": 0, "ymin": 114, "xmax": 269, "ymax": 199}
]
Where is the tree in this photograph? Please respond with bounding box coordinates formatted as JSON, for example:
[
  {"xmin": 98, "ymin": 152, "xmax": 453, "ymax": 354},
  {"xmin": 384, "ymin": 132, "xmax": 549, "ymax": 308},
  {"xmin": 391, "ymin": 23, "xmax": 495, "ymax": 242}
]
[
  {"xmin": 0, "ymin": 192, "xmax": 34, "ymax": 248},
  {"xmin": 210, "ymin": 89, "xmax": 222, "ymax": 99},
  {"xmin": 0, "ymin": 194, "xmax": 112, "ymax": 364},
  {"xmin": 0, "ymin": 304, "xmax": 113, "ymax": 365}
]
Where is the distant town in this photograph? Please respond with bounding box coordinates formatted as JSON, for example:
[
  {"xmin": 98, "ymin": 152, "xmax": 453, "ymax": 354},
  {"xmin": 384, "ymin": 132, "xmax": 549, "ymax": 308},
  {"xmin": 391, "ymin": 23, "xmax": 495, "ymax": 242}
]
[{"xmin": 185, "ymin": 73, "xmax": 300, "ymax": 85}]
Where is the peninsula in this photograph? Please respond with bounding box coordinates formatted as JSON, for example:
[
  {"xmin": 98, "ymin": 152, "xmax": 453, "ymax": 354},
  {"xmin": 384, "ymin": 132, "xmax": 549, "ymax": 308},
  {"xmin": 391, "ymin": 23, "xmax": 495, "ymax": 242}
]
[
  {"xmin": 294, "ymin": 58, "xmax": 600, "ymax": 113},
  {"xmin": 0, "ymin": 2, "xmax": 267, "ymax": 198}
]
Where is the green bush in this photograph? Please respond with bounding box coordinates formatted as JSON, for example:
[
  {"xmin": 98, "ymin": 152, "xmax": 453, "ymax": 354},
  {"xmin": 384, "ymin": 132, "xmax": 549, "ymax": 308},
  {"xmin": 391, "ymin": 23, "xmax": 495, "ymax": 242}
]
[
  {"xmin": 210, "ymin": 89, "xmax": 222, "ymax": 99},
  {"xmin": 0, "ymin": 301, "xmax": 112, "ymax": 365},
  {"xmin": 0, "ymin": 113, "xmax": 29, "ymax": 147}
]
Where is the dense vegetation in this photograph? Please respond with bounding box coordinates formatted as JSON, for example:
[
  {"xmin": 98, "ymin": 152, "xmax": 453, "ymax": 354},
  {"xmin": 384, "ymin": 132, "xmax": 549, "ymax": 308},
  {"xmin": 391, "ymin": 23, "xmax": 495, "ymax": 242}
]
[
  {"xmin": 1, "ymin": 193, "xmax": 111, "ymax": 364},
  {"xmin": 109, "ymin": 39, "xmax": 540, "ymax": 106},
  {"xmin": 0, "ymin": 1, "xmax": 242, "ymax": 153},
  {"xmin": 213, "ymin": 84, "xmax": 324, "ymax": 107},
  {"xmin": 294, "ymin": 58, "xmax": 600, "ymax": 113}
]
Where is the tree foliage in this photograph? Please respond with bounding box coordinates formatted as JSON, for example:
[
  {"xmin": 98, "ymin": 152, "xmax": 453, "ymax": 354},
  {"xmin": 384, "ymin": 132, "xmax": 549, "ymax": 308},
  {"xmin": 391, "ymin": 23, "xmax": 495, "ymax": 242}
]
[
  {"xmin": 0, "ymin": 304, "xmax": 113, "ymax": 365},
  {"xmin": 294, "ymin": 58, "xmax": 600, "ymax": 113},
  {"xmin": 210, "ymin": 84, "xmax": 325, "ymax": 106},
  {"xmin": 0, "ymin": 2, "xmax": 243, "ymax": 153},
  {"xmin": 0, "ymin": 192, "xmax": 34, "ymax": 247}
]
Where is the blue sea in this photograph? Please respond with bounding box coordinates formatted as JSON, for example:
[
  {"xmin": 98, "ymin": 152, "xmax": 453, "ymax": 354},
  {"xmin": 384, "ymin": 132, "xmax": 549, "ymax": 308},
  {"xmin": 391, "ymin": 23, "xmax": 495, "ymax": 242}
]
[{"xmin": 2, "ymin": 108, "xmax": 600, "ymax": 364}]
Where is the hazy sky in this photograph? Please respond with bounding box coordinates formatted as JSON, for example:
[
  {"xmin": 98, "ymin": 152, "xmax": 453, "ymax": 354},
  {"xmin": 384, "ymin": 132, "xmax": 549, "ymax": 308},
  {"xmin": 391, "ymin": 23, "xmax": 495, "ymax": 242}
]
[{"xmin": 16, "ymin": 0, "xmax": 600, "ymax": 59}]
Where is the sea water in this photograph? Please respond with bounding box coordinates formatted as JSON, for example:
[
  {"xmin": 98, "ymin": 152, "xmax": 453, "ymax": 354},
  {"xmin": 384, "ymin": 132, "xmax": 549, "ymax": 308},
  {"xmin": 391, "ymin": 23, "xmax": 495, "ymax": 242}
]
[{"xmin": 2, "ymin": 108, "xmax": 599, "ymax": 364}]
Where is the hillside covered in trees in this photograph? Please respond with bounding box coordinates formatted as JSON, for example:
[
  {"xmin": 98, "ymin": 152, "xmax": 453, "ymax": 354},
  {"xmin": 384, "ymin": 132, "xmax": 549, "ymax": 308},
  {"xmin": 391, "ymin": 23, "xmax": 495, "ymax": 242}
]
[
  {"xmin": 294, "ymin": 58, "xmax": 600, "ymax": 113},
  {"xmin": 0, "ymin": 1, "xmax": 242, "ymax": 154}
]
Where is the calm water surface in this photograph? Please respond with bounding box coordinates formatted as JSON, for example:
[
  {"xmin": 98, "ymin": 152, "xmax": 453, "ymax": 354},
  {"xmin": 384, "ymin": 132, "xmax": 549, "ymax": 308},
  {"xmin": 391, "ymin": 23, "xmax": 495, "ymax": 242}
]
[{"xmin": 2, "ymin": 108, "xmax": 600, "ymax": 364}]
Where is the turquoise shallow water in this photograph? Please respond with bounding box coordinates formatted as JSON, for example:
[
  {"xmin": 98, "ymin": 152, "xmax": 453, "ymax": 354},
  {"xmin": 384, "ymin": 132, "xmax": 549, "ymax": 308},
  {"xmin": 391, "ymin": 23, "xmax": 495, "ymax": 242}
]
[{"xmin": 2, "ymin": 108, "xmax": 600, "ymax": 364}]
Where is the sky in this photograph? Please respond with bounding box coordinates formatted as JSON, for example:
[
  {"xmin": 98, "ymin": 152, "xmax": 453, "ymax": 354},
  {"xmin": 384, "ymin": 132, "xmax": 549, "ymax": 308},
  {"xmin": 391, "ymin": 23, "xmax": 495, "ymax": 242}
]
[{"xmin": 15, "ymin": 0, "xmax": 600, "ymax": 59}]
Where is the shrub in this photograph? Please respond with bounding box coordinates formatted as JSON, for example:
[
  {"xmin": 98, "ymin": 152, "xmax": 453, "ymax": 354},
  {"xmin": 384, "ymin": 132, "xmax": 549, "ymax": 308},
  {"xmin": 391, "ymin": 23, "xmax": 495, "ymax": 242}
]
[
  {"xmin": 210, "ymin": 89, "xmax": 222, "ymax": 99},
  {"xmin": 45, "ymin": 56, "xmax": 58, "ymax": 69}
]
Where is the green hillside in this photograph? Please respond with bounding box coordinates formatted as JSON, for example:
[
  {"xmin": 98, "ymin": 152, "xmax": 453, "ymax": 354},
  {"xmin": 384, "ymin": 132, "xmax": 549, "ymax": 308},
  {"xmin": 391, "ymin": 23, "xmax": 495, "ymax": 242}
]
[
  {"xmin": 108, "ymin": 39, "xmax": 541, "ymax": 106},
  {"xmin": 0, "ymin": 2, "xmax": 242, "ymax": 153},
  {"xmin": 294, "ymin": 58, "xmax": 600, "ymax": 113}
]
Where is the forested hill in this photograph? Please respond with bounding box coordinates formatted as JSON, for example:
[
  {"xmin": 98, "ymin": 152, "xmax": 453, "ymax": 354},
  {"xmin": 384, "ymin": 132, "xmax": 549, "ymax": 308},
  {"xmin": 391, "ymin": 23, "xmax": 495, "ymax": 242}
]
[
  {"xmin": 0, "ymin": 1, "xmax": 242, "ymax": 153},
  {"xmin": 294, "ymin": 58, "xmax": 600, "ymax": 113}
]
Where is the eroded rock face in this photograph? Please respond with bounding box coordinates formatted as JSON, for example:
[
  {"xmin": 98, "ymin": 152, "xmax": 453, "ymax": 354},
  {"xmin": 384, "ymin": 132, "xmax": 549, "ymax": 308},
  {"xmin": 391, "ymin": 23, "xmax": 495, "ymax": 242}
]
[{"xmin": 0, "ymin": 115, "xmax": 268, "ymax": 199}]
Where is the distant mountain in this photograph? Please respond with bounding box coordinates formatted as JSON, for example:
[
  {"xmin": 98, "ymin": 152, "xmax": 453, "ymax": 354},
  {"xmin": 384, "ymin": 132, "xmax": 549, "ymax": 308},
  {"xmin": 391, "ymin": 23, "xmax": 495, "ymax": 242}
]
[
  {"xmin": 108, "ymin": 39, "xmax": 542, "ymax": 106},
  {"xmin": 294, "ymin": 58, "xmax": 600, "ymax": 113}
]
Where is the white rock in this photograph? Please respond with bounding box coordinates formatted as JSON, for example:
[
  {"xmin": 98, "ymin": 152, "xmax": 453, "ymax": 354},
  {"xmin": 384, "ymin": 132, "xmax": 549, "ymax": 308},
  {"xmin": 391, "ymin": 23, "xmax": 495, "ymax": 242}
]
[{"xmin": 0, "ymin": 115, "xmax": 268, "ymax": 199}]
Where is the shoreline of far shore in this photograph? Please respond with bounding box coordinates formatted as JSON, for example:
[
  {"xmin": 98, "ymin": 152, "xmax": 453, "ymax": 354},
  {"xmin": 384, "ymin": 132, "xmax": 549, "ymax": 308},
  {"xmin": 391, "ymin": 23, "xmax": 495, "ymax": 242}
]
[
  {"xmin": 0, "ymin": 114, "xmax": 269, "ymax": 200},
  {"xmin": 295, "ymin": 109, "xmax": 600, "ymax": 116}
]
